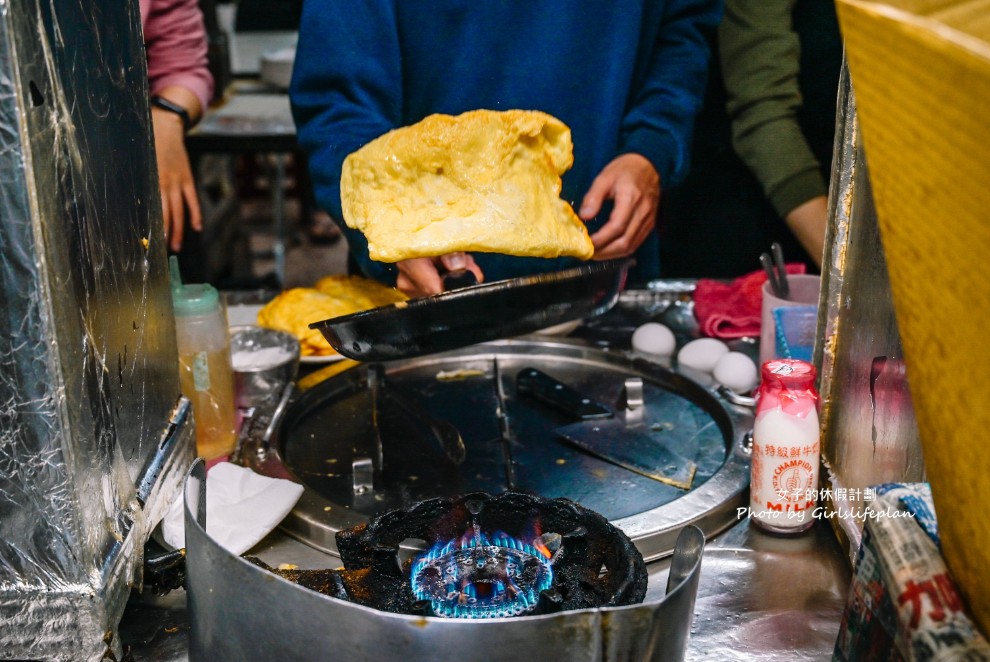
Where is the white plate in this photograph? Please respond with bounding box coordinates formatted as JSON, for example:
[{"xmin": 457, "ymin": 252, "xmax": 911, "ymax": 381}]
[
  {"xmin": 226, "ymin": 304, "xmax": 264, "ymax": 328},
  {"xmin": 227, "ymin": 303, "xmax": 345, "ymax": 364},
  {"xmin": 300, "ymin": 353, "xmax": 347, "ymax": 364},
  {"xmin": 534, "ymin": 319, "xmax": 582, "ymax": 336}
]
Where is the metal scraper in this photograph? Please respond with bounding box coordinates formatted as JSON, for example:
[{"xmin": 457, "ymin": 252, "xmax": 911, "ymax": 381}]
[
  {"xmin": 515, "ymin": 367, "xmax": 696, "ymax": 490},
  {"xmin": 555, "ymin": 418, "xmax": 697, "ymax": 490}
]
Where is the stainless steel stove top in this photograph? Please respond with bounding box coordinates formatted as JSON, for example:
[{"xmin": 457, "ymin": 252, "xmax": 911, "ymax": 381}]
[{"xmin": 244, "ymin": 338, "xmax": 752, "ymax": 561}]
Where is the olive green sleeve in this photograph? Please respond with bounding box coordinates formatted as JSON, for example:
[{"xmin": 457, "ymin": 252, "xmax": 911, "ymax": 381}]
[{"xmin": 719, "ymin": 0, "xmax": 827, "ymax": 218}]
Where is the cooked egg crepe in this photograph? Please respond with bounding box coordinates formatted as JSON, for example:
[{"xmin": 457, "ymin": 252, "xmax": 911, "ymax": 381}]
[
  {"xmin": 314, "ymin": 274, "xmax": 408, "ymax": 309},
  {"xmin": 340, "ymin": 109, "xmax": 595, "ymax": 263},
  {"xmin": 257, "ymin": 277, "xmax": 407, "ymax": 356}
]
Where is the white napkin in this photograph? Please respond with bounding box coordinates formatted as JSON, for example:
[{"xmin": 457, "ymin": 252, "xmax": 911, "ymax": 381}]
[{"xmin": 161, "ymin": 462, "xmax": 304, "ymax": 556}]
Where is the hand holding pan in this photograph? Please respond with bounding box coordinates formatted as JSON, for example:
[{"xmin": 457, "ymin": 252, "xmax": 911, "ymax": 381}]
[
  {"xmin": 309, "ymin": 258, "xmax": 633, "ymax": 362},
  {"xmin": 395, "ymin": 252, "xmax": 481, "ymax": 297}
]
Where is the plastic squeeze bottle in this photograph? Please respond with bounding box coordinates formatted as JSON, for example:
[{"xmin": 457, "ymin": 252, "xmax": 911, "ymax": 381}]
[
  {"xmin": 169, "ymin": 256, "xmax": 237, "ymax": 460},
  {"xmin": 749, "ymin": 359, "xmax": 821, "ymax": 534}
]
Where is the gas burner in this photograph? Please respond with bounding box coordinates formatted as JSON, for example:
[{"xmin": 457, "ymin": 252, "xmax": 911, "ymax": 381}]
[
  {"xmin": 410, "ymin": 528, "xmax": 556, "ymax": 618},
  {"xmin": 252, "ymin": 491, "xmax": 647, "ymax": 618}
]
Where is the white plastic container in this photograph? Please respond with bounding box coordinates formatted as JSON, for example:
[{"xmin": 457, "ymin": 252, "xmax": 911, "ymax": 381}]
[{"xmin": 171, "ymin": 257, "xmax": 237, "ymax": 460}]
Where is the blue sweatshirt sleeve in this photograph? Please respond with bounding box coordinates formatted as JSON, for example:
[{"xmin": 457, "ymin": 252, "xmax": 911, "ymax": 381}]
[
  {"xmin": 620, "ymin": 0, "xmax": 722, "ymax": 188},
  {"xmin": 289, "ymin": 0, "xmax": 401, "ymax": 283}
]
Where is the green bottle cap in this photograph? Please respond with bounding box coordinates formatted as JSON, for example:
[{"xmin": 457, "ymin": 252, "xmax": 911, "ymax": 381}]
[{"xmin": 169, "ymin": 255, "xmax": 221, "ymax": 317}]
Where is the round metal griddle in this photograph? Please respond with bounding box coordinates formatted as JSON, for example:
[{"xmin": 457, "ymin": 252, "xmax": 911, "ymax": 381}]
[
  {"xmin": 308, "ymin": 259, "xmax": 633, "ymax": 362},
  {"xmin": 245, "ymin": 338, "xmax": 752, "ymax": 561}
]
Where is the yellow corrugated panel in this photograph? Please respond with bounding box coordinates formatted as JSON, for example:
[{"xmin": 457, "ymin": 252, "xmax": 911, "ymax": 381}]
[{"xmin": 837, "ymin": 0, "xmax": 990, "ymax": 634}]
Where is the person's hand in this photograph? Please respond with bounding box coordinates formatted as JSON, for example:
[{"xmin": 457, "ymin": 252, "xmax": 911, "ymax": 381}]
[
  {"xmin": 395, "ymin": 252, "xmax": 484, "ymax": 297},
  {"xmin": 784, "ymin": 195, "xmax": 828, "ymax": 268},
  {"xmin": 579, "ymin": 153, "xmax": 661, "ymax": 260},
  {"xmin": 152, "ymin": 106, "xmax": 201, "ymax": 252},
  {"xmin": 150, "ymin": 87, "xmax": 204, "ymax": 253}
]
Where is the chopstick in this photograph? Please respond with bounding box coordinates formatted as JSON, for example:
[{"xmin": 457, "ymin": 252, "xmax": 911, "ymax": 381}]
[
  {"xmin": 760, "ymin": 243, "xmax": 790, "ymax": 300},
  {"xmin": 771, "ymin": 242, "xmax": 790, "ymax": 299},
  {"xmin": 760, "ymin": 253, "xmax": 783, "ymax": 298}
]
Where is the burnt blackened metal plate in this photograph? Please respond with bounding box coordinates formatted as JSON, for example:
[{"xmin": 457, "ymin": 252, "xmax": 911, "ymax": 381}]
[
  {"xmin": 252, "ymin": 492, "xmax": 647, "ymax": 619},
  {"xmin": 246, "ymin": 338, "xmax": 752, "ymax": 561}
]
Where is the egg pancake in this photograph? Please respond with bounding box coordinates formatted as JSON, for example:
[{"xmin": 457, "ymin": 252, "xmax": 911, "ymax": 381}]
[
  {"xmin": 340, "ymin": 109, "xmax": 594, "ymax": 263},
  {"xmin": 257, "ymin": 278, "xmax": 407, "ymax": 356}
]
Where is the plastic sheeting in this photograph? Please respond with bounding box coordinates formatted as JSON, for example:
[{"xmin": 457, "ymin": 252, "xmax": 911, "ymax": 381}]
[{"xmin": 0, "ymin": 0, "xmax": 191, "ymax": 658}]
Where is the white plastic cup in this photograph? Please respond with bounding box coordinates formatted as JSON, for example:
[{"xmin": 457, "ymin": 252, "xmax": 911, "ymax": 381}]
[{"xmin": 759, "ymin": 274, "xmax": 821, "ymax": 366}]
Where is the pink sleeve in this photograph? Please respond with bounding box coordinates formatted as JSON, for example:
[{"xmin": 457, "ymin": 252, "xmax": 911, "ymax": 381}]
[{"xmin": 142, "ymin": 0, "xmax": 214, "ymax": 111}]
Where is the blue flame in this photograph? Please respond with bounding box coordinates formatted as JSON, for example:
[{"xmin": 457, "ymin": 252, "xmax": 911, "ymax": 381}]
[{"xmin": 410, "ymin": 529, "xmax": 554, "ymax": 619}]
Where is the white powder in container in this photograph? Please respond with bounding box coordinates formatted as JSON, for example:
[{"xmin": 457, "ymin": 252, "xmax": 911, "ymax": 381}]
[{"xmin": 232, "ymin": 346, "xmax": 294, "ymax": 371}]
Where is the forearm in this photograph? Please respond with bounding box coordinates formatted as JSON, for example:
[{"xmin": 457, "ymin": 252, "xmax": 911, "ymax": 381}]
[
  {"xmin": 151, "ymin": 85, "xmax": 202, "ymax": 251},
  {"xmin": 290, "ymin": 0, "xmax": 404, "ymax": 152},
  {"xmin": 144, "ymin": 0, "xmax": 213, "ymax": 112},
  {"xmin": 784, "ymin": 195, "xmax": 827, "ymax": 268},
  {"xmin": 620, "ymin": 0, "xmax": 723, "ymax": 187},
  {"xmin": 152, "ymin": 84, "xmax": 203, "ymax": 125},
  {"xmin": 720, "ymin": 0, "xmax": 826, "ymax": 218},
  {"xmin": 290, "ymin": 0, "xmax": 403, "ymax": 281}
]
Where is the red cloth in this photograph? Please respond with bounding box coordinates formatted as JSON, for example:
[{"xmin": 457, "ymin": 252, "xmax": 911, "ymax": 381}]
[{"xmin": 693, "ymin": 265, "xmax": 807, "ymax": 339}]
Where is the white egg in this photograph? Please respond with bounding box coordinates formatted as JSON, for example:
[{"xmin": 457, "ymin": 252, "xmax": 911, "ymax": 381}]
[
  {"xmin": 713, "ymin": 351, "xmax": 759, "ymax": 393},
  {"xmin": 677, "ymin": 337, "xmax": 730, "ymax": 373},
  {"xmin": 631, "ymin": 322, "xmax": 676, "ymax": 357}
]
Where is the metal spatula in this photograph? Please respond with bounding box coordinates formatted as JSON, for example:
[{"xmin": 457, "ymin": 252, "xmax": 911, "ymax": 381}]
[
  {"xmin": 516, "ymin": 367, "xmax": 697, "ymax": 490},
  {"xmin": 554, "ymin": 417, "xmax": 697, "ymax": 490}
]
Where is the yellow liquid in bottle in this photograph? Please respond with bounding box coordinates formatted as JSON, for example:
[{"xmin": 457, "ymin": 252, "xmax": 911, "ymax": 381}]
[{"xmin": 178, "ymin": 348, "xmax": 237, "ymax": 460}]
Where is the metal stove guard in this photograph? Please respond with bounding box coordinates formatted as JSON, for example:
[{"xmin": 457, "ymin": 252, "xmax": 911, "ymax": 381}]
[
  {"xmin": 0, "ymin": 0, "xmax": 193, "ymax": 659},
  {"xmin": 185, "ymin": 460, "xmax": 706, "ymax": 662}
]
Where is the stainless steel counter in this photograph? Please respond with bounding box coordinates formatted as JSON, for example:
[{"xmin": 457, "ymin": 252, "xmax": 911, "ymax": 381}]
[
  {"xmin": 119, "ymin": 289, "xmax": 851, "ymax": 659},
  {"xmin": 120, "ymin": 515, "xmax": 850, "ymax": 660},
  {"xmin": 685, "ymin": 519, "xmax": 849, "ymax": 660}
]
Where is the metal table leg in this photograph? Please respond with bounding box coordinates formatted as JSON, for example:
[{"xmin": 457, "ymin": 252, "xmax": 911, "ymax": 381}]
[{"xmin": 271, "ymin": 153, "xmax": 287, "ymax": 287}]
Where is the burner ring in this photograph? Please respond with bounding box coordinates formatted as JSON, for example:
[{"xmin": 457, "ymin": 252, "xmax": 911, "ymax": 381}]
[
  {"xmin": 339, "ymin": 491, "xmax": 647, "ymax": 616},
  {"xmin": 261, "ymin": 491, "xmax": 648, "ymax": 618},
  {"xmin": 410, "ymin": 540, "xmax": 554, "ymax": 618}
]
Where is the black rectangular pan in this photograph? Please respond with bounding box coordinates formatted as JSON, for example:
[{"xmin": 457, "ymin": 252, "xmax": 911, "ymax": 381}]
[{"xmin": 309, "ymin": 258, "xmax": 632, "ymax": 362}]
